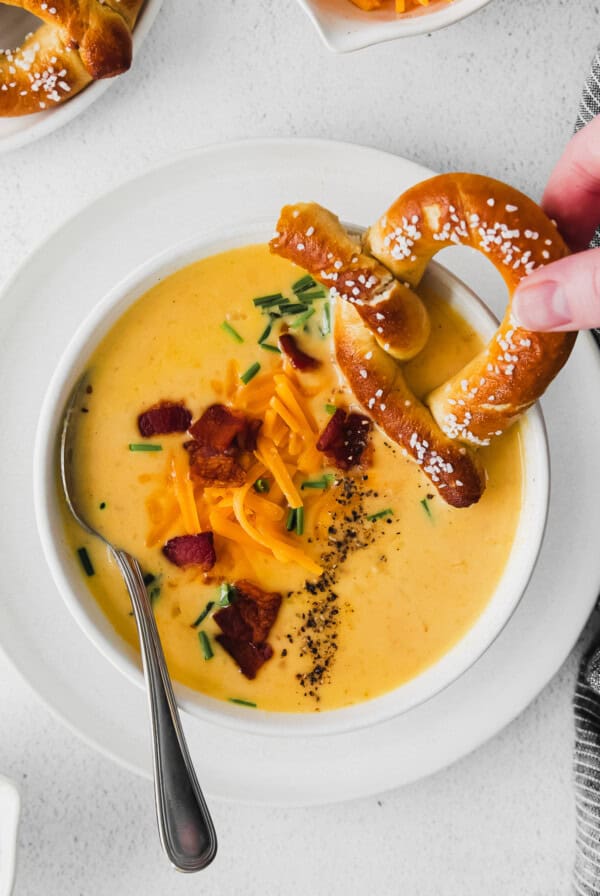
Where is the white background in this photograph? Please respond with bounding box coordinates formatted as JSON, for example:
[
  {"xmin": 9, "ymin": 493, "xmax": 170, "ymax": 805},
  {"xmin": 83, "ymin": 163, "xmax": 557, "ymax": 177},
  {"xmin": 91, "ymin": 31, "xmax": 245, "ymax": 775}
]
[{"xmin": 1, "ymin": 1, "xmax": 599, "ymax": 893}]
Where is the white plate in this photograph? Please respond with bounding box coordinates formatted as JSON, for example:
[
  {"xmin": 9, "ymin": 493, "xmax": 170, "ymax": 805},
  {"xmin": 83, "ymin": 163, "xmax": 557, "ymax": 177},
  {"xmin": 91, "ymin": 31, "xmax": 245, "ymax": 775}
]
[
  {"xmin": 0, "ymin": 0, "xmax": 163, "ymax": 155},
  {"xmin": 1, "ymin": 138, "xmax": 599, "ymax": 806},
  {"xmin": 296, "ymin": 0, "xmax": 492, "ymax": 53},
  {"xmin": 0, "ymin": 776, "xmax": 19, "ymax": 896}
]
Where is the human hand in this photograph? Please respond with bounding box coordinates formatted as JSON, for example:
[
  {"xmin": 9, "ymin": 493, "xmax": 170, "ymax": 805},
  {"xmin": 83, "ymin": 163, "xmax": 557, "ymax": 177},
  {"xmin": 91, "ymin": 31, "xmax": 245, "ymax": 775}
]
[{"xmin": 512, "ymin": 115, "xmax": 600, "ymax": 332}]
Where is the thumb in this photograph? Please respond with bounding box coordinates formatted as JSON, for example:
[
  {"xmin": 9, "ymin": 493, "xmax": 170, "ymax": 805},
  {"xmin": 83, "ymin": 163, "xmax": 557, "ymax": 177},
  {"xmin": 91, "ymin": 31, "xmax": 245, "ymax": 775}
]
[{"xmin": 512, "ymin": 248, "xmax": 600, "ymax": 332}]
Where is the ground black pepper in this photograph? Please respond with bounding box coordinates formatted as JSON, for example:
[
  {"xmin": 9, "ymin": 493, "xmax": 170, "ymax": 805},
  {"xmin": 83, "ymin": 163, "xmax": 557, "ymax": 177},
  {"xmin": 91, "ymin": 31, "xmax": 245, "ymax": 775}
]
[{"xmin": 291, "ymin": 475, "xmax": 383, "ymax": 702}]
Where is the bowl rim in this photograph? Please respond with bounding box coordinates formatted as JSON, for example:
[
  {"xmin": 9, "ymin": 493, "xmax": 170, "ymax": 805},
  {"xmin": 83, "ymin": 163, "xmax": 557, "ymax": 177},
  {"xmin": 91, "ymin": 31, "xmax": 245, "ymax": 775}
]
[
  {"xmin": 295, "ymin": 0, "xmax": 493, "ymax": 53},
  {"xmin": 33, "ymin": 221, "xmax": 549, "ymax": 738}
]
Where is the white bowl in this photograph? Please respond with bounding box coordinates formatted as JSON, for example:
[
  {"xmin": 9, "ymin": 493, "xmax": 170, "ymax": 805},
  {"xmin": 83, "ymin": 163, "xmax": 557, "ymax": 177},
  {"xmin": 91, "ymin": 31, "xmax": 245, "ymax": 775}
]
[
  {"xmin": 0, "ymin": 0, "xmax": 163, "ymax": 155},
  {"xmin": 34, "ymin": 221, "xmax": 549, "ymax": 738},
  {"xmin": 296, "ymin": 0, "xmax": 492, "ymax": 52}
]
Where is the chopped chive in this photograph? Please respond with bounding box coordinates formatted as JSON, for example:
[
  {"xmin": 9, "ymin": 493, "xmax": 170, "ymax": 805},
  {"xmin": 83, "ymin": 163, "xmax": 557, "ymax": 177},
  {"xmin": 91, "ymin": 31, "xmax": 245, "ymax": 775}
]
[
  {"xmin": 325, "ymin": 403, "xmax": 337, "ymax": 414},
  {"xmin": 296, "ymin": 288, "xmax": 326, "ymax": 302},
  {"xmin": 366, "ymin": 508, "xmax": 394, "ymax": 522},
  {"xmin": 144, "ymin": 573, "xmax": 161, "ymax": 604},
  {"xmin": 295, "ymin": 506, "xmax": 304, "ymax": 536},
  {"xmin": 286, "ymin": 508, "xmax": 297, "ymax": 531},
  {"xmin": 129, "ymin": 443, "xmax": 163, "ymax": 452},
  {"xmin": 292, "ymin": 274, "xmax": 316, "ymax": 293},
  {"xmin": 191, "ymin": 601, "xmax": 214, "ymax": 627},
  {"xmin": 240, "ymin": 362, "xmax": 261, "ymax": 384},
  {"xmin": 259, "ymin": 343, "xmax": 281, "ymax": 354},
  {"xmin": 217, "ymin": 583, "xmax": 234, "ymax": 607},
  {"xmin": 228, "ymin": 698, "xmax": 257, "ymax": 708},
  {"xmin": 257, "ymin": 321, "xmax": 273, "ymax": 343},
  {"xmin": 254, "ymin": 478, "xmax": 270, "ymax": 494},
  {"xmin": 77, "ymin": 547, "xmax": 94, "ymax": 577},
  {"xmin": 221, "ymin": 321, "xmax": 244, "ymax": 343},
  {"xmin": 198, "ymin": 631, "xmax": 214, "ymax": 660},
  {"xmin": 278, "ymin": 302, "xmax": 309, "ymax": 315},
  {"xmin": 301, "ymin": 476, "xmax": 333, "ymax": 490},
  {"xmin": 99, "ymin": 501, "xmax": 106, "ymax": 510},
  {"xmin": 290, "ymin": 307, "xmax": 316, "ymax": 329},
  {"xmin": 321, "ymin": 303, "xmax": 331, "ymax": 336},
  {"xmin": 253, "ymin": 293, "xmax": 284, "ymax": 308},
  {"xmin": 420, "ymin": 498, "xmax": 433, "ymax": 520}
]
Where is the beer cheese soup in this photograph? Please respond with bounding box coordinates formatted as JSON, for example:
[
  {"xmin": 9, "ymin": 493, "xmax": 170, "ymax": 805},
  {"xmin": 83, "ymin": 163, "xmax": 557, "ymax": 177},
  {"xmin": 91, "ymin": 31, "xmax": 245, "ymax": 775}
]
[{"xmin": 65, "ymin": 243, "xmax": 523, "ymax": 713}]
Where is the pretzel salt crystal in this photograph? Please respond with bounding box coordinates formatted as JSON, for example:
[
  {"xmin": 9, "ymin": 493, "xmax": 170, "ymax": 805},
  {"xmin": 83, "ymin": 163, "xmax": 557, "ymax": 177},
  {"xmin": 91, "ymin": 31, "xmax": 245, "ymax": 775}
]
[
  {"xmin": 0, "ymin": 0, "xmax": 145, "ymax": 116},
  {"xmin": 270, "ymin": 174, "xmax": 576, "ymax": 508}
]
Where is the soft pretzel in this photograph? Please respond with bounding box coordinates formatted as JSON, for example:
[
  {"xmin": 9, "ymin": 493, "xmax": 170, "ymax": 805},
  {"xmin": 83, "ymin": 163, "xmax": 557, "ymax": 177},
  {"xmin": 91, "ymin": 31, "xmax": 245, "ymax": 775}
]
[
  {"xmin": 0, "ymin": 0, "xmax": 145, "ymax": 116},
  {"xmin": 270, "ymin": 173, "xmax": 576, "ymax": 508},
  {"xmin": 366, "ymin": 173, "xmax": 576, "ymax": 445},
  {"xmin": 272, "ymin": 202, "xmax": 485, "ymax": 507}
]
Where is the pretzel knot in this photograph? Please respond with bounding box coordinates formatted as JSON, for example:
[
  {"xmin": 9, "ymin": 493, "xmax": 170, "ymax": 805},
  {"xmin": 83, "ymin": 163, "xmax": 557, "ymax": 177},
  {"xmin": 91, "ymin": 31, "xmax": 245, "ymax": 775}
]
[
  {"xmin": 0, "ymin": 0, "xmax": 146, "ymax": 116},
  {"xmin": 270, "ymin": 173, "xmax": 576, "ymax": 508}
]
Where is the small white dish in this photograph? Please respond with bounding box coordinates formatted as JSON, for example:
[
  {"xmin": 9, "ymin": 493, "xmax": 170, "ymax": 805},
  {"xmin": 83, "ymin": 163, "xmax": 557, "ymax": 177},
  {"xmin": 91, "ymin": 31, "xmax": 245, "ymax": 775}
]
[
  {"xmin": 0, "ymin": 776, "xmax": 19, "ymax": 896},
  {"xmin": 34, "ymin": 220, "xmax": 548, "ymax": 738},
  {"xmin": 0, "ymin": 0, "xmax": 163, "ymax": 155},
  {"xmin": 1, "ymin": 140, "xmax": 600, "ymax": 805},
  {"xmin": 296, "ymin": 0, "xmax": 492, "ymax": 52}
]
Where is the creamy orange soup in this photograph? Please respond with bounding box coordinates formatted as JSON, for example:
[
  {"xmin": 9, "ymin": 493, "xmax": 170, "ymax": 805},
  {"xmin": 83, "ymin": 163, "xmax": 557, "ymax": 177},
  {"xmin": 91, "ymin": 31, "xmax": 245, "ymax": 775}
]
[{"xmin": 65, "ymin": 244, "xmax": 523, "ymax": 712}]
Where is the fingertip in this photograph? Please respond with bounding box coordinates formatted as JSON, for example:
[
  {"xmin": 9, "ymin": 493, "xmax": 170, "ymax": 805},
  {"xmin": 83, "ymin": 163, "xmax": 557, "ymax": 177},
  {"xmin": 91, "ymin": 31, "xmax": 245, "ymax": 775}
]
[{"xmin": 512, "ymin": 280, "xmax": 573, "ymax": 331}]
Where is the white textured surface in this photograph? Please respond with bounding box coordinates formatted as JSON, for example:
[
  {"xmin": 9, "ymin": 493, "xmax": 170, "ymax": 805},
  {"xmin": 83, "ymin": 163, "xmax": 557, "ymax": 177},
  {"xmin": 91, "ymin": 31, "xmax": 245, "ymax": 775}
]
[{"xmin": 0, "ymin": 0, "xmax": 599, "ymax": 893}]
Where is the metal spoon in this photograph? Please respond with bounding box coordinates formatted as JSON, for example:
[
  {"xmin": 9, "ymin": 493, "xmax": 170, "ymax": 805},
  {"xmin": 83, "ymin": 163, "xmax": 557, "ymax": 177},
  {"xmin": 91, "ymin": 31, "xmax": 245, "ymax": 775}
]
[{"xmin": 60, "ymin": 374, "xmax": 217, "ymax": 872}]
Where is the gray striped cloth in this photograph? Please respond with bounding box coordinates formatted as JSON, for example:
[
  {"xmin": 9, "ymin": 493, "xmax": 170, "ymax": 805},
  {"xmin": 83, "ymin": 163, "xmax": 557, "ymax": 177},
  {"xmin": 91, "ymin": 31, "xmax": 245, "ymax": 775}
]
[{"xmin": 573, "ymin": 46, "xmax": 600, "ymax": 895}]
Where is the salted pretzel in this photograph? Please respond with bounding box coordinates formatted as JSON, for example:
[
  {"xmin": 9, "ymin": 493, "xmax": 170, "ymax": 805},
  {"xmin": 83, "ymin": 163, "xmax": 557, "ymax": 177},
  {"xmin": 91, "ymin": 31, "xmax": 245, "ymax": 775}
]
[
  {"xmin": 0, "ymin": 0, "xmax": 146, "ymax": 116},
  {"xmin": 270, "ymin": 173, "xmax": 577, "ymax": 508}
]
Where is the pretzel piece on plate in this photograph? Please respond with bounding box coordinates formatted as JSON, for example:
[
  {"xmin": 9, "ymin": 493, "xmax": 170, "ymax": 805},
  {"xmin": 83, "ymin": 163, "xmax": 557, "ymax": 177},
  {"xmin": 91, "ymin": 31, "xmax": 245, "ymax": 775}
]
[{"xmin": 0, "ymin": 0, "xmax": 146, "ymax": 116}]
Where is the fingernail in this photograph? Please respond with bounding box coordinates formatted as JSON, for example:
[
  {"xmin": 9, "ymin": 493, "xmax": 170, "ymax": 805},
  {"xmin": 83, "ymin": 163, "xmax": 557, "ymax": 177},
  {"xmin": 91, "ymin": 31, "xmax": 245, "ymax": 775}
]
[{"xmin": 512, "ymin": 281, "xmax": 572, "ymax": 330}]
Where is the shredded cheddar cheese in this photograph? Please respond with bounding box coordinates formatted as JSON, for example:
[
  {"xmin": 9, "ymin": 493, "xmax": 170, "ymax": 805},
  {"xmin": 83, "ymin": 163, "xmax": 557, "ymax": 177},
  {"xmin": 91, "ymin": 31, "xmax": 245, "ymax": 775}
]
[
  {"xmin": 349, "ymin": 0, "xmax": 444, "ymax": 11},
  {"xmin": 255, "ymin": 435, "xmax": 303, "ymax": 510},
  {"xmin": 169, "ymin": 451, "xmax": 201, "ymax": 535},
  {"xmin": 142, "ymin": 364, "xmax": 328, "ymax": 577}
]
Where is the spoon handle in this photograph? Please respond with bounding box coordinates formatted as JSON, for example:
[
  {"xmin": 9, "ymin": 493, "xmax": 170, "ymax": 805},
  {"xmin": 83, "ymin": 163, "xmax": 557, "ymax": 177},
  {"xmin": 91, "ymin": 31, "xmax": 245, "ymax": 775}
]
[{"xmin": 113, "ymin": 549, "xmax": 218, "ymax": 872}]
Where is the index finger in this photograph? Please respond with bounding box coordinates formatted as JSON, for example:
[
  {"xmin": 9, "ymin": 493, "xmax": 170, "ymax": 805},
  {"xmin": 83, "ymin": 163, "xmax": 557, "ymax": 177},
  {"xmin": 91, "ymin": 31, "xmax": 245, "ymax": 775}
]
[{"xmin": 542, "ymin": 115, "xmax": 600, "ymax": 252}]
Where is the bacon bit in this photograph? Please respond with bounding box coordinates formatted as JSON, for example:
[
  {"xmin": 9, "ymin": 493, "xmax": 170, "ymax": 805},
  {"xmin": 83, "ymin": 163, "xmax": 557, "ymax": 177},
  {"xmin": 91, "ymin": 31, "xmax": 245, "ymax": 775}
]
[
  {"xmin": 188, "ymin": 404, "xmax": 261, "ymax": 454},
  {"xmin": 162, "ymin": 532, "xmax": 216, "ymax": 570},
  {"xmin": 214, "ymin": 580, "xmax": 282, "ymax": 642},
  {"xmin": 214, "ymin": 579, "xmax": 282, "ymax": 678},
  {"xmin": 184, "ymin": 442, "xmax": 246, "ymax": 487},
  {"xmin": 278, "ymin": 333, "xmax": 321, "ymax": 371},
  {"xmin": 215, "ymin": 636, "xmax": 273, "ymax": 680},
  {"xmin": 138, "ymin": 402, "xmax": 192, "ymax": 437},
  {"xmin": 317, "ymin": 409, "xmax": 372, "ymax": 470},
  {"xmin": 237, "ymin": 417, "xmax": 263, "ymax": 452},
  {"xmin": 185, "ymin": 405, "xmax": 262, "ymax": 487}
]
